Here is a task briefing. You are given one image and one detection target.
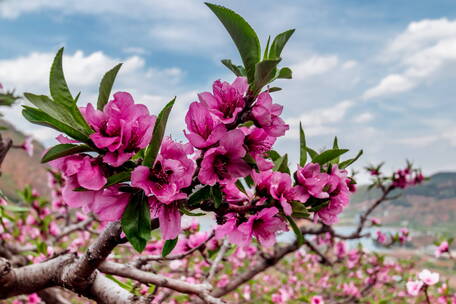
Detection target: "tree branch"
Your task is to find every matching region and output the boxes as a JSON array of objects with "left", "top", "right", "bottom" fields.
[
  {"left": 62, "top": 221, "right": 122, "bottom": 289},
  {"left": 99, "top": 261, "right": 225, "bottom": 304}
]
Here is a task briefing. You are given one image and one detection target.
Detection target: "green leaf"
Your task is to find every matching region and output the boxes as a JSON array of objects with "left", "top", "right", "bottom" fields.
[
  {"left": 49, "top": 47, "right": 73, "bottom": 104},
  {"left": 306, "top": 147, "right": 318, "bottom": 160},
  {"left": 245, "top": 175, "right": 254, "bottom": 188},
  {"left": 24, "top": 93, "right": 91, "bottom": 137},
  {"left": 339, "top": 150, "right": 363, "bottom": 169},
  {"left": 2, "top": 205, "right": 29, "bottom": 212},
  {"left": 211, "top": 184, "right": 223, "bottom": 208},
  {"left": 268, "top": 87, "right": 282, "bottom": 93},
  {"left": 162, "top": 237, "right": 178, "bottom": 257},
  {"left": 41, "top": 144, "right": 93, "bottom": 163},
  {"left": 290, "top": 201, "right": 309, "bottom": 219},
  {"left": 269, "top": 29, "right": 295, "bottom": 59},
  {"left": 221, "top": 59, "right": 245, "bottom": 77},
  {"left": 299, "top": 122, "right": 307, "bottom": 166},
  {"left": 104, "top": 171, "right": 132, "bottom": 188},
  {"left": 266, "top": 150, "right": 281, "bottom": 161},
  {"left": 36, "top": 241, "right": 48, "bottom": 255},
  {"left": 143, "top": 98, "right": 175, "bottom": 167},
  {"left": 243, "top": 153, "right": 258, "bottom": 171},
  {"left": 97, "top": 63, "right": 122, "bottom": 110},
  {"left": 106, "top": 274, "right": 134, "bottom": 292},
  {"left": 24, "top": 93, "right": 80, "bottom": 131},
  {"left": 286, "top": 215, "right": 304, "bottom": 246},
  {"left": 331, "top": 137, "right": 340, "bottom": 164},
  {"left": 277, "top": 67, "right": 292, "bottom": 79},
  {"left": 254, "top": 58, "right": 281, "bottom": 93},
  {"left": 312, "top": 149, "right": 349, "bottom": 165},
  {"left": 274, "top": 153, "right": 290, "bottom": 174},
  {"left": 74, "top": 92, "right": 81, "bottom": 103},
  {"left": 121, "top": 192, "right": 151, "bottom": 253},
  {"left": 206, "top": 3, "right": 261, "bottom": 82},
  {"left": 235, "top": 180, "right": 247, "bottom": 194},
  {"left": 332, "top": 137, "right": 339, "bottom": 149},
  {"left": 263, "top": 36, "right": 271, "bottom": 59},
  {"left": 22, "top": 106, "right": 89, "bottom": 143},
  {"left": 188, "top": 186, "right": 212, "bottom": 206},
  {"left": 179, "top": 207, "right": 205, "bottom": 217}
]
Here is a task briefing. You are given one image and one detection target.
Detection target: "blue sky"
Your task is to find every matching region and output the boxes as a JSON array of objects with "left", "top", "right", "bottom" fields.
[{"left": 1, "top": 0, "right": 456, "bottom": 182}]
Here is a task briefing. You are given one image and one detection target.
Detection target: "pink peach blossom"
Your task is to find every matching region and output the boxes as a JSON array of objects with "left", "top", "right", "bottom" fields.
[
  {"left": 81, "top": 92, "right": 156, "bottom": 167},
  {"left": 198, "top": 129, "right": 250, "bottom": 185},
  {"left": 198, "top": 77, "right": 248, "bottom": 124},
  {"left": 132, "top": 137, "right": 195, "bottom": 204},
  {"left": 237, "top": 207, "right": 287, "bottom": 247},
  {"left": 184, "top": 101, "right": 227, "bottom": 149},
  {"left": 406, "top": 280, "right": 424, "bottom": 296},
  {"left": 251, "top": 91, "right": 289, "bottom": 137},
  {"left": 419, "top": 269, "right": 439, "bottom": 286}
]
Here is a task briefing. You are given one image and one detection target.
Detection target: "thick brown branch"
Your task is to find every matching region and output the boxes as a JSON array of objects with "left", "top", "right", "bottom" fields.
[
  {"left": 62, "top": 221, "right": 122, "bottom": 289},
  {"left": 0, "top": 255, "right": 74, "bottom": 298}
]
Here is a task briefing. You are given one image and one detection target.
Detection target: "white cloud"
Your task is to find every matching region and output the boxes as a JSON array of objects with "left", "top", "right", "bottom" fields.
[
  {"left": 0, "top": 0, "right": 207, "bottom": 20},
  {"left": 363, "top": 74, "right": 414, "bottom": 99},
  {"left": 353, "top": 112, "right": 374, "bottom": 123},
  {"left": 364, "top": 18, "right": 456, "bottom": 99},
  {"left": 387, "top": 18, "right": 456, "bottom": 54},
  {"left": 290, "top": 55, "right": 339, "bottom": 80},
  {"left": 342, "top": 60, "right": 357, "bottom": 70},
  {"left": 0, "top": 0, "right": 223, "bottom": 52},
  {"left": 285, "top": 100, "right": 353, "bottom": 138},
  {"left": 0, "top": 50, "right": 191, "bottom": 145},
  {"left": 0, "top": 50, "right": 183, "bottom": 96},
  {"left": 395, "top": 136, "right": 437, "bottom": 147}
]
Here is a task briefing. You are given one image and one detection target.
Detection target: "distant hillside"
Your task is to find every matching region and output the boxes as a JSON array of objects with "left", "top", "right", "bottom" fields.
[
  {"left": 0, "top": 120, "right": 50, "bottom": 201},
  {"left": 343, "top": 172, "right": 456, "bottom": 233}
]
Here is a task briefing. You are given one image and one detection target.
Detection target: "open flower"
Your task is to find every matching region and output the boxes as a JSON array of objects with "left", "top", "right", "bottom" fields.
[
  {"left": 184, "top": 101, "right": 227, "bottom": 149},
  {"left": 435, "top": 241, "right": 449, "bottom": 258},
  {"left": 237, "top": 207, "right": 287, "bottom": 247},
  {"left": 132, "top": 138, "right": 195, "bottom": 204},
  {"left": 251, "top": 91, "right": 289, "bottom": 137},
  {"left": 311, "top": 295, "right": 324, "bottom": 304},
  {"left": 92, "top": 185, "right": 130, "bottom": 221},
  {"left": 149, "top": 197, "right": 181, "bottom": 240},
  {"left": 81, "top": 92, "right": 156, "bottom": 167},
  {"left": 269, "top": 172, "right": 297, "bottom": 215},
  {"left": 21, "top": 136, "right": 34, "bottom": 156},
  {"left": 242, "top": 127, "right": 275, "bottom": 171},
  {"left": 198, "top": 77, "right": 248, "bottom": 124},
  {"left": 406, "top": 280, "right": 423, "bottom": 296},
  {"left": 215, "top": 213, "right": 249, "bottom": 245},
  {"left": 315, "top": 165, "right": 351, "bottom": 225},
  {"left": 376, "top": 231, "right": 387, "bottom": 244},
  {"left": 198, "top": 129, "right": 251, "bottom": 185},
  {"left": 294, "top": 163, "right": 330, "bottom": 201},
  {"left": 50, "top": 154, "right": 106, "bottom": 212},
  {"left": 252, "top": 170, "right": 308, "bottom": 215},
  {"left": 418, "top": 269, "right": 439, "bottom": 286}
]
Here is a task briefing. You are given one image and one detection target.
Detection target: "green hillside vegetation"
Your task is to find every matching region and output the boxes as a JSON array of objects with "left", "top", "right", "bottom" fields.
[
  {"left": 0, "top": 119, "right": 50, "bottom": 201},
  {"left": 343, "top": 172, "right": 456, "bottom": 233}
]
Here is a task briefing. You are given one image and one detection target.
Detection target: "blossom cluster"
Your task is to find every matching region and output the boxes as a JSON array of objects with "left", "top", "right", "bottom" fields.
[
  {"left": 367, "top": 163, "right": 425, "bottom": 190},
  {"left": 48, "top": 92, "right": 157, "bottom": 223},
  {"left": 406, "top": 269, "right": 439, "bottom": 296},
  {"left": 44, "top": 75, "right": 358, "bottom": 247}
]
